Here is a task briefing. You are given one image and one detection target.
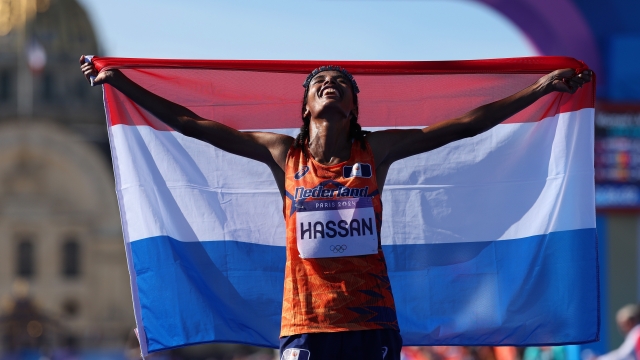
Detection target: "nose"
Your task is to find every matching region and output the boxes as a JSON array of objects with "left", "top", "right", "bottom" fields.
[{"left": 323, "top": 76, "right": 338, "bottom": 86}]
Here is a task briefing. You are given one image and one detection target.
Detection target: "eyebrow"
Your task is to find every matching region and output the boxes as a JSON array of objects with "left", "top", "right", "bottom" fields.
[{"left": 311, "top": 73, "right": 349, "bottom": 83}]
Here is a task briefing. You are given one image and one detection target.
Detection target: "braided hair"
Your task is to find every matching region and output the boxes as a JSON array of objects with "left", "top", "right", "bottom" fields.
[{"left": 295, "top": 66, "right": 370, "bottom": 151}]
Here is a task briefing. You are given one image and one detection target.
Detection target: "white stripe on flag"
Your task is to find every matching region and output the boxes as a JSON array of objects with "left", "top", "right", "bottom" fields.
[{"left": 111, "top": 108, "right": 594, "bottom": 245}]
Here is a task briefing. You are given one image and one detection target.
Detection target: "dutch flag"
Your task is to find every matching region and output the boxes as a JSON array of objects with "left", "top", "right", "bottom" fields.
[{"left": 95, "top": 56, "right": 598, "bottom": 356}]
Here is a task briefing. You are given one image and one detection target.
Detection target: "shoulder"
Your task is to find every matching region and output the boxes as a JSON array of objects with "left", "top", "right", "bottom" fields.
[{"left": 242, "top": 131, "right": 294, "bottom": 169}]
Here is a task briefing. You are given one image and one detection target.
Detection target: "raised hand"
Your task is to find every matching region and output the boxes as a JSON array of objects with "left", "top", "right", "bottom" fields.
[
  {"left": 79, "top": 55, "right": 112, "bottom": 85},
  {"left": 540, "top": 68, "right": 592, "bottom": 94}
]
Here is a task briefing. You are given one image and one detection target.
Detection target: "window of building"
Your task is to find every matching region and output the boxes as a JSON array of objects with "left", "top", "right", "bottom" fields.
[
  {"left": 17, "top": 238, "right": 35, "bottom": 278},
  {"left": 42, "top": 72, "right": 54, "bottom": 101},
  {"left": 62, "top": 239, "right": 80, "bottom": 277},
  {"left": 61, "top": 298, "right": 80, "bottom": 318},
  {"left": 0, "top": 70, "right": 10, "bottom": 101}
]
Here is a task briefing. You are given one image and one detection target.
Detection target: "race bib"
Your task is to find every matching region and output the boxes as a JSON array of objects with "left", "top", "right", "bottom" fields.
[{"left": 296, "top": 197, "right": 379, "bottom": 259}]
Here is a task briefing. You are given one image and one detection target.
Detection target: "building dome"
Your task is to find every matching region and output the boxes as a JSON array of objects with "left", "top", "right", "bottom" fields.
[
  {"left": 0, "top": 0, "right": 107, "bottom": 149},
  {"left": 32, "top": 0, "right": 99, "bottom": 57},
  {"left": 0, "top": 0, "right": 98, "bottom": 58}
]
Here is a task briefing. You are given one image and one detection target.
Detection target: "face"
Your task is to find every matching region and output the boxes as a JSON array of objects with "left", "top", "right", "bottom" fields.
[
  {"left": 304, "top": 70, "right": 357, "bottom": 121},
  {"left": 616, "top": 312, "right": 637, "bottom": 335}
]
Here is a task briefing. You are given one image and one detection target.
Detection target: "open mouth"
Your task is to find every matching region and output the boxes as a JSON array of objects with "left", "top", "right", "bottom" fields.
[{"left": 320, "top": 87, "right": 341, "bottom": 98}]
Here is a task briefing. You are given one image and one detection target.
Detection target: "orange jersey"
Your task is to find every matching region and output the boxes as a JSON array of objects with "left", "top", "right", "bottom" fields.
[{"left": 280, "top": 139, "right": 398, "bottom": 336}]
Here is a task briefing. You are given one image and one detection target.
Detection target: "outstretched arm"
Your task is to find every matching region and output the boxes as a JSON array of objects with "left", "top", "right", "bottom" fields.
[
  {"left": 80, "top": 56, "right": 293, "bottom": 195},
  {"left": 369, "top": 68, "right": 592, "bottom": 186}
]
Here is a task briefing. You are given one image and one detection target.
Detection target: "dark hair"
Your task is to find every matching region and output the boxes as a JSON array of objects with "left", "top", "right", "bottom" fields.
[{"left": 295, "top": 70, "right": 370, "bottom": 151}]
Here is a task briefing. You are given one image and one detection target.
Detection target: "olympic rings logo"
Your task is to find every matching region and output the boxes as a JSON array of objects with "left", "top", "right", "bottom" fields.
[{"left": 330, "top": 245, "right": 347, "bottom": 253}]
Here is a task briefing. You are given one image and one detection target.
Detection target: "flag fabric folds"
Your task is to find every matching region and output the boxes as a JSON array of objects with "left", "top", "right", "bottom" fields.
[{"left": 95, "top": 56, "right": 598, "bottom": 355}]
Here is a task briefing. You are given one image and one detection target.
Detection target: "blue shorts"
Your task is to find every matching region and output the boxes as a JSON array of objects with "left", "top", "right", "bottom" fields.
[{"left": 279, "top": 329, "right": 402, "bottom": 360}]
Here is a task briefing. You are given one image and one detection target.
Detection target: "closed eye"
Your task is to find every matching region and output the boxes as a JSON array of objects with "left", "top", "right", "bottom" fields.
[{"left": 312, "top": 76, "right": 326, "bottom": 84}]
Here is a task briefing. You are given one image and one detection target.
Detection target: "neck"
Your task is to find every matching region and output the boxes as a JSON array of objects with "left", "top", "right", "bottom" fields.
[{"left": 307, "top": 116, "right": 351, "bottom": 165}]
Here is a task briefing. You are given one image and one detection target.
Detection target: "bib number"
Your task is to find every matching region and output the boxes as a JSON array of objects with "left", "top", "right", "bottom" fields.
[{"left": 296, "top": 197, "right": 378, "bottom": 259}]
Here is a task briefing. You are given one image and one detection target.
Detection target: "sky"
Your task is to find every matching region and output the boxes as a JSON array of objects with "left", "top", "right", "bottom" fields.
[{"left": 75, "top": 0, "right": 537, "bottom": 61}]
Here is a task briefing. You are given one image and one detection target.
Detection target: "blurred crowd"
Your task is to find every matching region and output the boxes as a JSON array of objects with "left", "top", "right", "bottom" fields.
[
  {"left": 134, "top": 344, "right": 578, "bottom": 360},
  {"left": 400, "top": 346, "right": 576, "bottom": 360},
  {"left": 2, "top": 302, "right": 640, "bottom": 360}
]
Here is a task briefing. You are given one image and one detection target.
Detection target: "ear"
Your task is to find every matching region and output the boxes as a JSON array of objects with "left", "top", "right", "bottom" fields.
[
  {"left": 303, "top": 108, "right": 310, "bottom": 118},
  {"left": 350, "top": 108, "right": 359, "bottom": 120}
]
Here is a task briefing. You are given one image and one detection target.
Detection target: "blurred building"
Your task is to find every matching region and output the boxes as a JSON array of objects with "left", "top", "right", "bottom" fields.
[{"left": 0, "top": 0, "right": 133, "bottom": 354}]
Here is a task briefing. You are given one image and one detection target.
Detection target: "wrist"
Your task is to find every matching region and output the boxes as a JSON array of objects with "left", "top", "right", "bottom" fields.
[
  {"left": 103, "top": 69, "right": 122, "bottom": 85},
  {"left": 533, "top": 76, "right": 554, "bottom": 97}
]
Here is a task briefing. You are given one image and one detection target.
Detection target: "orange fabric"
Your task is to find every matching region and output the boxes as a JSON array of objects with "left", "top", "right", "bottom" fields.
[
  {"left": 493, "top": 347, "right": 518, "bottom": 360},
  {"left": 280, "top": 140, "right": 398, "bottom": 336}
]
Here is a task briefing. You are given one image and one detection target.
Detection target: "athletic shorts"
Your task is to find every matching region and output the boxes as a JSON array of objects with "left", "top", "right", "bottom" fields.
[{"left": 279, "top": 329, "right": 402, "bottom": 360}]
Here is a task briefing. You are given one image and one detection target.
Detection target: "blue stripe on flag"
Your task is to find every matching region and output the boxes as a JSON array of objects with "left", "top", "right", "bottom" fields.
[
  {"left": 130, "top": 239, "right": 285, "bottom": 351},
  {"left": 386, "top": 228, "right": 599, "bottom": 346},
  {"left": 130, "top": 228, "right": 598, "bottom": 352}
]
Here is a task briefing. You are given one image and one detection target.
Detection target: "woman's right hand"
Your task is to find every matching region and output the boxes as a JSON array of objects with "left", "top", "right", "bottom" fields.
[{"left": 79, "top": 55, "right": 113, "bottom": 85}]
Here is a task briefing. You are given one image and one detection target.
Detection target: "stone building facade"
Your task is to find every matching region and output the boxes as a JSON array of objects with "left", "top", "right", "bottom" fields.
[{"left": 0, "top": 0, "right": 134, "bottom": 352}]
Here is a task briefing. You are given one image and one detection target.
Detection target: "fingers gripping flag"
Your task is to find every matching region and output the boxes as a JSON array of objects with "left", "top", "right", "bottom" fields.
[{"left": 95, "top": 57, "right": 598, "bottom": 355}]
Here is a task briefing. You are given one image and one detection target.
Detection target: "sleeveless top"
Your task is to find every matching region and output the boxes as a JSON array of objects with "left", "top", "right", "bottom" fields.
[{"left": 280, "top": 139, "right": 398, "bottom": 336}]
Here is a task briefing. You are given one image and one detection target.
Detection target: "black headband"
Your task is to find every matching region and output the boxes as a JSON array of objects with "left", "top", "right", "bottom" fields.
[{"left": 302, "top": 65, "right": 360, "bottom": 94}]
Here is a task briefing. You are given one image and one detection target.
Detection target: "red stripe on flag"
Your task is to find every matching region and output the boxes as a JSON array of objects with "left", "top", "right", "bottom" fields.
[{"left": 104, "top": 66, "right": 593, "bottom": 131}]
